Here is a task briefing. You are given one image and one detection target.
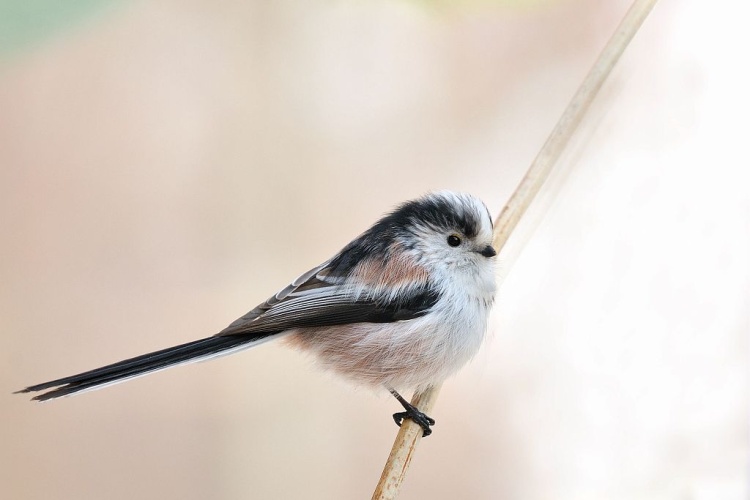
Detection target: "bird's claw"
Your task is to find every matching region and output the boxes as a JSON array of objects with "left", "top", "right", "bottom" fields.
[{"left": 392, "top": 409, "right": 436, "bottom": 437}]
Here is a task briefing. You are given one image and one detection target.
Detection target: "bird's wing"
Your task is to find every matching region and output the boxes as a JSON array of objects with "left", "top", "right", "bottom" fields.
[{"left": 217, "top": 259, "right": 438, "bottom": 336}]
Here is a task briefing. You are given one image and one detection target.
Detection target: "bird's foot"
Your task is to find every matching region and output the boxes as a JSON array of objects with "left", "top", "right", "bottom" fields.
[
  {"left": 392, "top": 407, "right": 436, "bottom": 437},
  {"left": 388, "top": 387, "right": 436, "bottom": 437}
]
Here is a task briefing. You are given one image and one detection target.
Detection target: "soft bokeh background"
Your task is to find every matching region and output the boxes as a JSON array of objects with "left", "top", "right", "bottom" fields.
[{"left": 2, "top": 0, "right": 747, "bottom": 499}]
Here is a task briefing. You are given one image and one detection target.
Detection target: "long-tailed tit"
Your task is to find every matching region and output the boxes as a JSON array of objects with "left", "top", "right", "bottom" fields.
[{"left": 18, "top": 191, "right": 497, "bottom": 436}]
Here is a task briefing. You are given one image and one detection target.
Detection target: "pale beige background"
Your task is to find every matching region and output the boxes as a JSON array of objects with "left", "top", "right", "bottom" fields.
[{"left": 2, "top": 1, "right": 747, "bottom": 499}]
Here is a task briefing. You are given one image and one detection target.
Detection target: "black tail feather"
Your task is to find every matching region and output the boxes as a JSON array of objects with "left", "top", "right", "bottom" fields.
[{"left": 17, "top": 333, "right": 274, "bottom": 402}]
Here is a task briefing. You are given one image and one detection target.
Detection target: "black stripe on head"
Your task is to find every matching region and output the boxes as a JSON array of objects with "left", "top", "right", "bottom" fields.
[
  {"left": 327, "top": 193, "right": 483, "bottom": 277},
  {"left": 384, "top": 193, "right": 481, "bottom": 239}
]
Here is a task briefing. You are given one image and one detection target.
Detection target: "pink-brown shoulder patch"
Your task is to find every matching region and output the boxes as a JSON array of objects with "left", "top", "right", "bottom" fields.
[{"left": 352, "top": 243, "right": 429, "bottom": 289}]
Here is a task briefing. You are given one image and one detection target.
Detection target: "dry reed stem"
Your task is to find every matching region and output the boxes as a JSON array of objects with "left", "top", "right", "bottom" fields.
[{"left": 371, "top": 0, "right": 659, "bottom": 498}]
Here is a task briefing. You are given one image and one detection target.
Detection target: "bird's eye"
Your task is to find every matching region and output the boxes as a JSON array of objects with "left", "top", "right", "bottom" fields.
[{"left": 447, "top": 234, "right": 462, "bottom": 247}]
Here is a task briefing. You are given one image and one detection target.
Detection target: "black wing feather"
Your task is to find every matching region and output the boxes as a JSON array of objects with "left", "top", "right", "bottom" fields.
[{"left": 218, "top": 259, "right": 439, "bottom": 336}]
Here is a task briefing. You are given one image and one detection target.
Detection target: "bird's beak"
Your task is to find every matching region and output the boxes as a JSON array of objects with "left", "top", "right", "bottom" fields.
[{"left": 477, "top": 245, "right": 497, "bottom": 258}]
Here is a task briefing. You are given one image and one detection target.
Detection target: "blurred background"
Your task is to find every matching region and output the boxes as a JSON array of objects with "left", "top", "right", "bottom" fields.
[{"left": 2, "top": 0, "right": 747, "bottom": 498}]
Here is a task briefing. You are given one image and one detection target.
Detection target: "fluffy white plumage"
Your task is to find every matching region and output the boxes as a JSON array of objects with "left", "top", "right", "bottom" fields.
[{"left": 287, "top": 191, "right": 497, "bottom": 390}]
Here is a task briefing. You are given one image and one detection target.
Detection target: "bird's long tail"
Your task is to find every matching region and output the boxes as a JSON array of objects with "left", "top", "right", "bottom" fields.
[{"left": 16, "top": 332, "right": 276, "bottom": 402}]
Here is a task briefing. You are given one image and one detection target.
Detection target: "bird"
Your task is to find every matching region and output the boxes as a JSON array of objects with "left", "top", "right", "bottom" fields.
[{"left": 17, "top": 191, "right": 497, "bottom": 436}]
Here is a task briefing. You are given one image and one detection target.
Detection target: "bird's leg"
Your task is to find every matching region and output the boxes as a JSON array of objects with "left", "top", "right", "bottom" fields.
[{"left": 388, "top": 388, "right": 435, "bottom": 437}]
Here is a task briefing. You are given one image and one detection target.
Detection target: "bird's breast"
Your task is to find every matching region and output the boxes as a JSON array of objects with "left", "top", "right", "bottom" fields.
[{"left": 285, "top": 290, "right": 491, "bottom": 391}]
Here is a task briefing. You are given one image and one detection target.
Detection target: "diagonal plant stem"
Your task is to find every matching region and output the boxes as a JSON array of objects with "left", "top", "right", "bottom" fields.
[{"left": 371, "top": 0, "right": 659, "bottom": 498}]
